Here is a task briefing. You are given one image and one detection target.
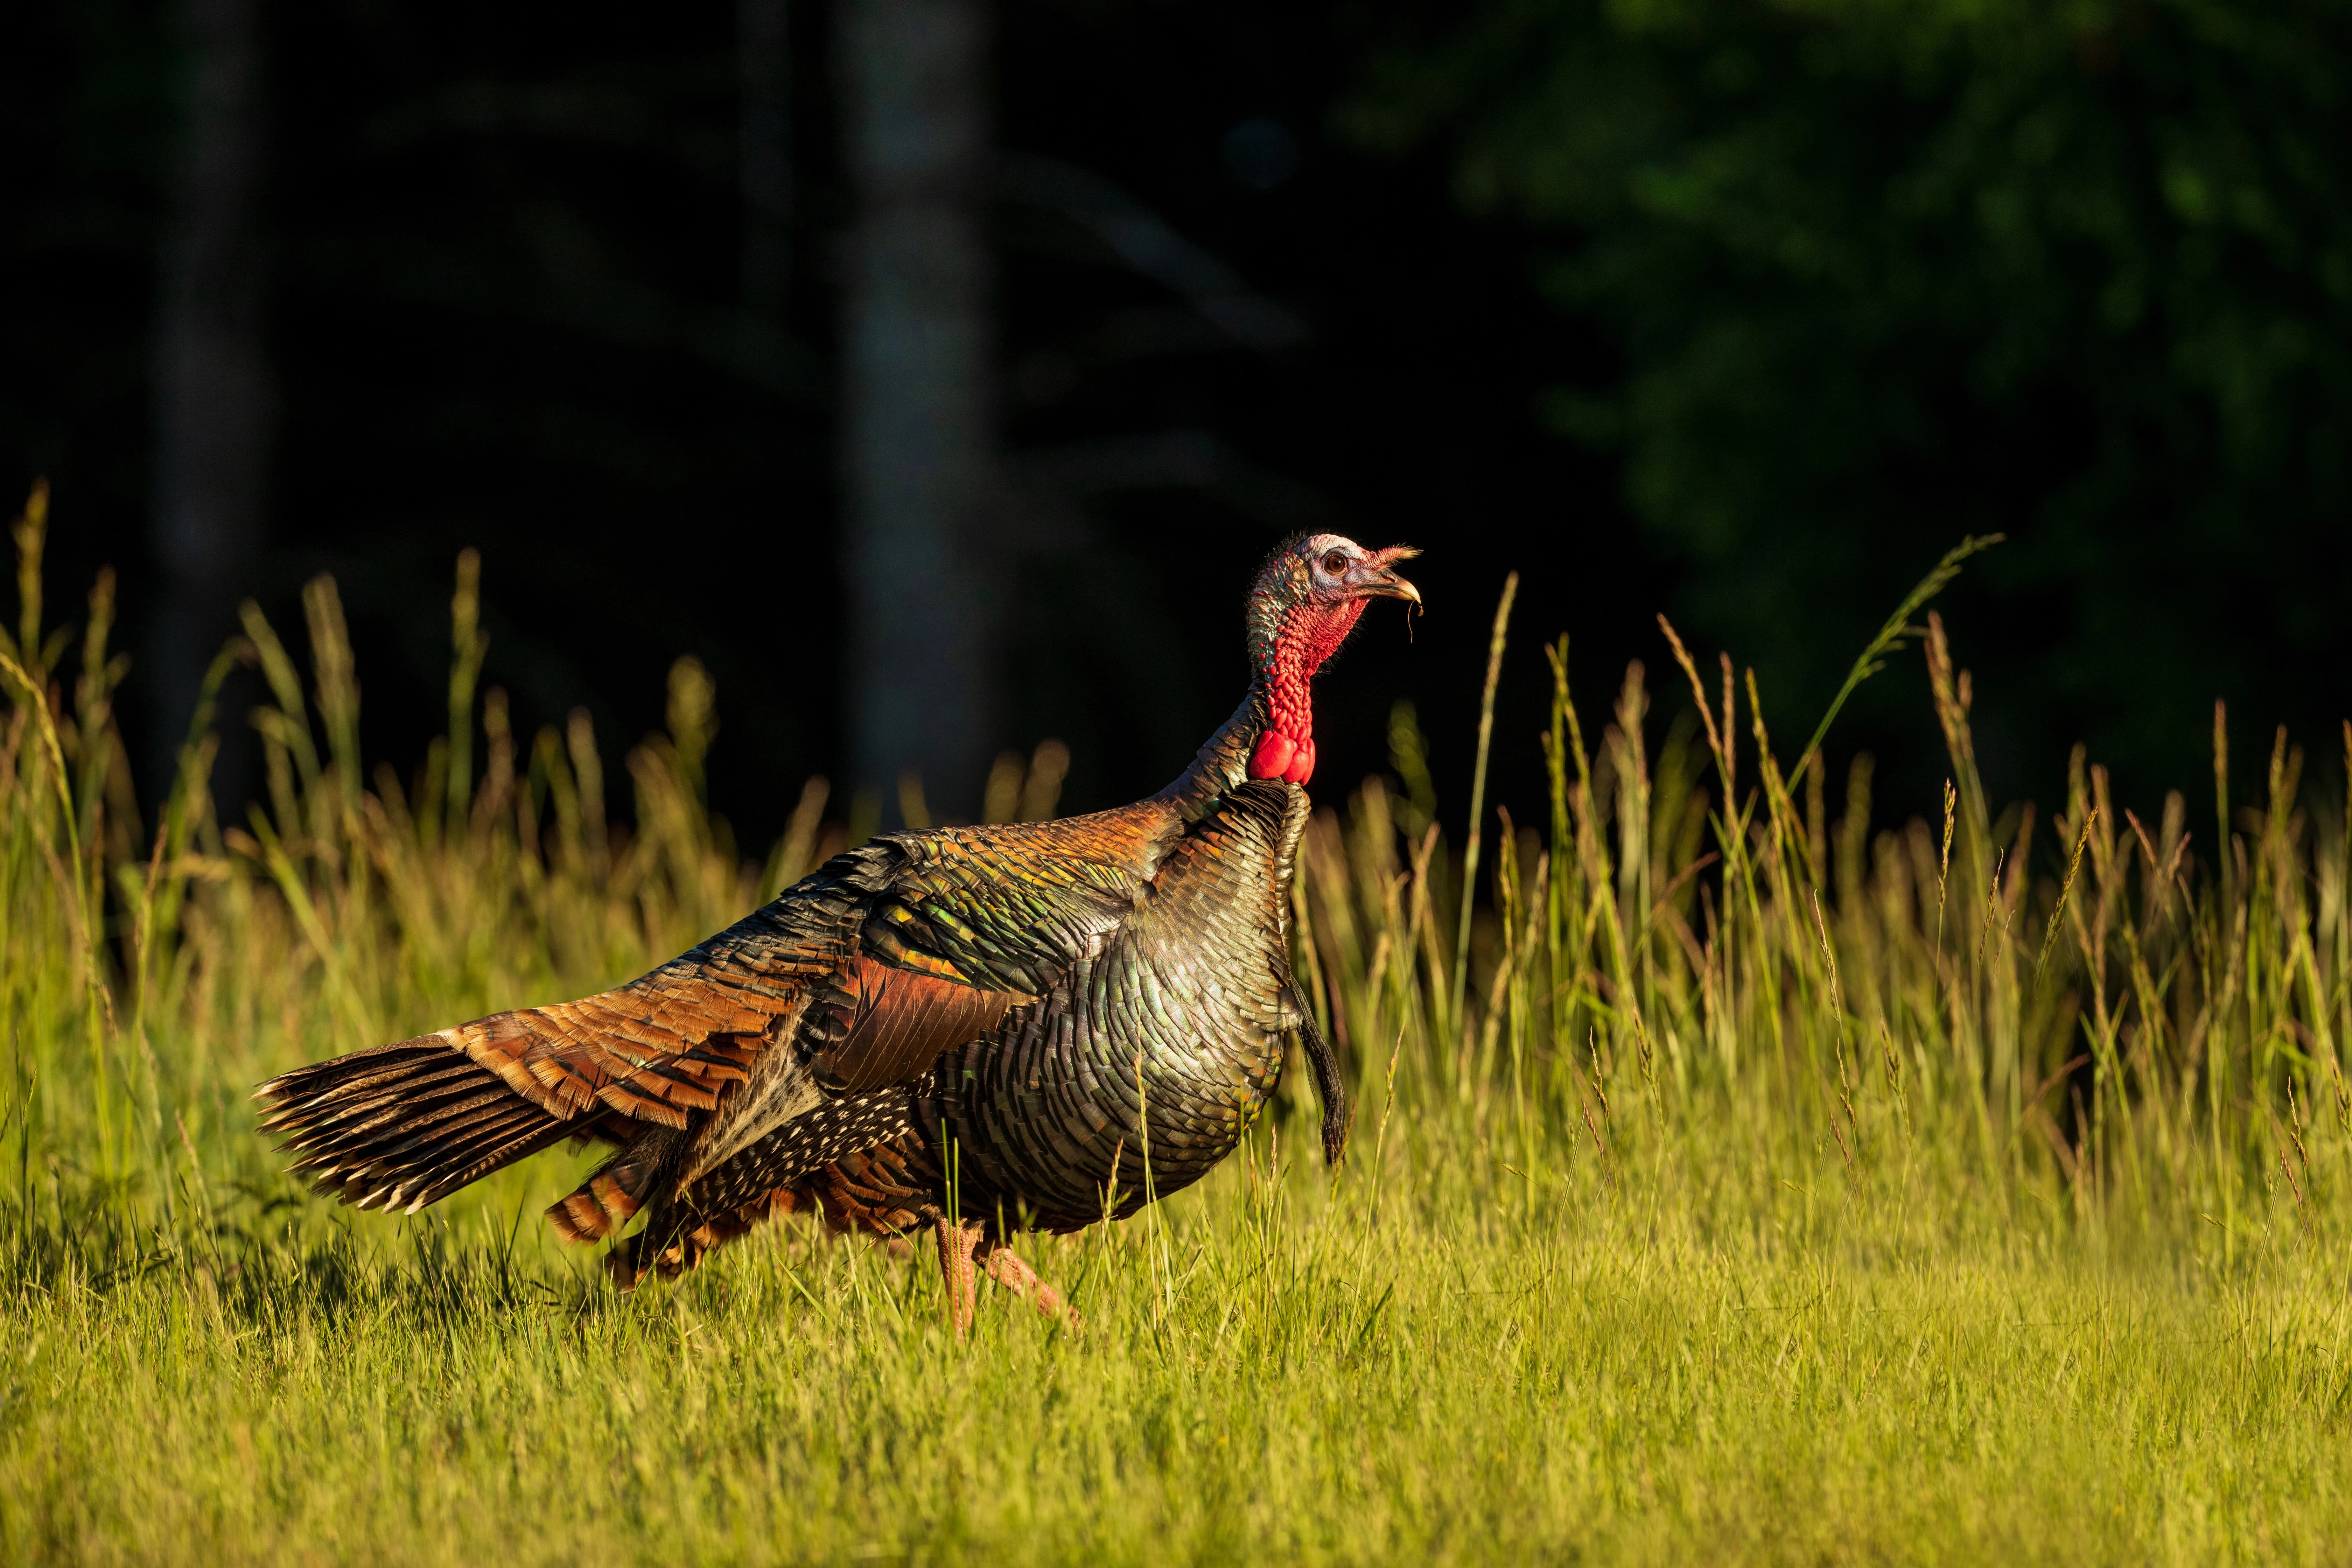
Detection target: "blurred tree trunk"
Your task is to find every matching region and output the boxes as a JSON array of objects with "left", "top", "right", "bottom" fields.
[
  {"left": 149, "top": 0, "right": 271, "bottom": 793},
  {"left": 837, "top": 0, "right": 999, "bottom": 825},
  {"left": 740, "top": 0, "right": 792, "bottom": 318}
]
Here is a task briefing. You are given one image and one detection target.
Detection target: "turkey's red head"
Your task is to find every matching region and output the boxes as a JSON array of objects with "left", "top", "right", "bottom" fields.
[{"left": 1243, "top": 533, "right": 1421, "bottom": 786}]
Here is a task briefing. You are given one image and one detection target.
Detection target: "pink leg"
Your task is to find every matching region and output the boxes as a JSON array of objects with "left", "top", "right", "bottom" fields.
[
  {"left": 934, "top": 1217, "right": 980, "bottom": 1336},
  {"left": 976, "top": 1238, "right": 1079, "bottom": 1329}
]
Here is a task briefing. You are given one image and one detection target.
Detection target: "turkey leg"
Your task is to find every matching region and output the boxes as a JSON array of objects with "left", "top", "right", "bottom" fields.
[
  {"left": 933, "top": 1218, "right": 1076, "bottom": 1335},
  {"left": 977, "top": 1239, "right": 1076, "bottom": 1328},
  {"left": 934, "top": 1216, "right": 981, "bottom": 1336}
]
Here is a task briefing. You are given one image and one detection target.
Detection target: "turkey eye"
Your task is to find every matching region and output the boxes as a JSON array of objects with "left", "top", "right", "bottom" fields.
[{"left": 1322, "top": 550, "right": 1348, "bottom": 575}]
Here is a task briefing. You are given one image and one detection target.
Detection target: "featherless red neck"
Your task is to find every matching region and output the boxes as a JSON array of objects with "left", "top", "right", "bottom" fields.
[
  {"left": 1239, "top": 534, "right": 1420, "bottom": 788},
  {"left": 1249, "top": 599, "right": 1367, "bottom": 784}
]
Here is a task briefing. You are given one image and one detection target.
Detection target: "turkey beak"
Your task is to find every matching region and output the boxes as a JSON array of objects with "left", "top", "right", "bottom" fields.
[{"left": 1351, "top": 547, "right": 1422, "bottom": 607}]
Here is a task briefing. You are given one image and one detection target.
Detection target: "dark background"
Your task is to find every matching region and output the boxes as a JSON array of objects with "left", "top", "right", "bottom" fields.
[{"left": 8, "top": 0, "right": 2350, "bottom": 850}]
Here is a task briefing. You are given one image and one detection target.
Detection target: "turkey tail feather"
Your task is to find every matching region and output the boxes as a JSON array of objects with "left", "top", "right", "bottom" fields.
[
  {"left": 256, "top": 1034, "right": 576, "bottom": 1213},
  {"left": 1285, "top": 978, "right": 1350, "bottom": 1166}
]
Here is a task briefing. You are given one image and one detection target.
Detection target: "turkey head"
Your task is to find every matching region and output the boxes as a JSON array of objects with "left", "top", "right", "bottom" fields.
[{"left": 1244, "top": 533, "right": 1420, "bottom": 786}]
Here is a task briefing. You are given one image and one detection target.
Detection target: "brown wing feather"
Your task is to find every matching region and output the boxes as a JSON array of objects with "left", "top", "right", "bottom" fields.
[
  {"left": 456, "top": 995, "right": 774, "bottom": 1129},
  {"left": 809, "top": 953, "right": 1027, "bottom": 1093},
  {"left": 259, "top": 853, "right": 884, "bottom": 1209},
  {"left": 453, "top": 871, "right": 874, "bottom": 1127}
]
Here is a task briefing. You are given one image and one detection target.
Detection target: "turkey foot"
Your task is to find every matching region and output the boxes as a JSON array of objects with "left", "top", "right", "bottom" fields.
[
  {"left": 979, "top": 1240, "right": 1078, "bottom": 1329},
  {"left": 933, "top": 1218, "right": 1076, "bottom": 1336}
]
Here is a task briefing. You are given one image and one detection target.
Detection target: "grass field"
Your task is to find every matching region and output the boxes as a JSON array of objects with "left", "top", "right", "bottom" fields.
[{"left": 5, "top": 495, "right": 2352, "bottom": 1564}]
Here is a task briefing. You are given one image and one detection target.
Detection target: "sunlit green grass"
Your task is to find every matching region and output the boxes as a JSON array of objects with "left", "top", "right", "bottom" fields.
[
  {"left": 4, "top": 503, "right": 2349, "bottom": 1563},
  {"left": 9, "top": 1129, "right": 2349, "bottom": 1564}
]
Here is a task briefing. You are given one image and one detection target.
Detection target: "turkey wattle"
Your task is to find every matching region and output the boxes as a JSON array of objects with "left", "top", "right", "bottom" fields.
[{"left": 255, "top": 533, "right": 1421, "bottom": 1330}]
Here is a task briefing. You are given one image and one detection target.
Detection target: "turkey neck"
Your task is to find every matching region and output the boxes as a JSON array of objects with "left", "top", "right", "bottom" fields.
[
  {"left": 1157, "top": 598, "right": 1365, "bottom": 820},
  {"left": 1155, "top": 684, "right": 1272, "bottom": 822},
  {"left": 1257, "top": 597, "right": 1364, "bottom": 755}
]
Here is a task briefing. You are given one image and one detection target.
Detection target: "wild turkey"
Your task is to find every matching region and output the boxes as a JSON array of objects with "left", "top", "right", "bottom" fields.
[{"left": 257, "top": 533, "right": 1420, "bottom": 1329}]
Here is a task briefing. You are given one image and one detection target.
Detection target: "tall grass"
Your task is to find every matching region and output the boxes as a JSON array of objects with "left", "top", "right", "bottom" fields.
[
  {"left": 1306, "top": 546, "right": 2352, "bottom": 1257},
  {"left": 5, "top": 488, "right": 2351, "bottom": 1563}
]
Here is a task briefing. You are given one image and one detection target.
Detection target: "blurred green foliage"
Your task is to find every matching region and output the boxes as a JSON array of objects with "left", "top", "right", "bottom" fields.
[{"left": 1347, "top": 0, "right": 2352, "bottom": 798}]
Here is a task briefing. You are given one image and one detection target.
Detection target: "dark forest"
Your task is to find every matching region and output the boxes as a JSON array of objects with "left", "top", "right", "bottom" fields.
[{"left": 8, "top": 0, "right": 2350, "bottom": 846}]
